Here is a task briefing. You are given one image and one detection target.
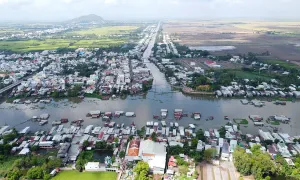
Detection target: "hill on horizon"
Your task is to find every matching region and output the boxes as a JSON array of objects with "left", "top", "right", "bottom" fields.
[{"left": 66, "top": 14, "right": 105, "bottom": 24}]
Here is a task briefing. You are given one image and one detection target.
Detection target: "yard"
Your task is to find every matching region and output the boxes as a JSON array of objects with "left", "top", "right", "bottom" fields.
[{"left": 52, "top": 171, "right": 117, "bottom": 180}]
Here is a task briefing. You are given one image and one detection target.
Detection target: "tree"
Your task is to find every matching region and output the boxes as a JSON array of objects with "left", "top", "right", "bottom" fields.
[
  {"left": 95, "top": 141, "right": 107, "bottom": 150},
  {"left": 137, "top": 127, "right": 146, "bottom": 138},
  {"left": 218, "top": 126, "right": 226, "bottom": 138},
  {"left": 204, "top": 148, "right": 216, "bottom": 162},
  {"left": 82, "top": 140, "right": 89, "bottom": 149},
  {"left": 119, "top": 151, "right": 125, "bottom": 158},
  {"left": 75, "top": 159, "right": 85, "bottom": 172},
  {"left": 151, "top": 132, "right": 157, "bottom": 142},
  {"left": 179, "top": 165, "right": 189, "bottom": 176},
  {"left": 6, "top": 169, "right": 21, "bottom": 180},
  {"left": 191, "top": 138, "right": 198, "bottom": 150},
  {"left": 30, "top": 145, "right": 40, "bottom": 152},
  {"left": 26, "top": 166, "right": 45, "bottom": 179},
  {"left": 43, "top": 158, "right": 62, "bottom": 171},
  {"left": 168, "top": 145, "right": 184, "bottom": 155},
  {"left": 196, "top": 129, "right": 206, "bottom": 142},
  {"left": 134, "top": 161, "right": 149, "bottom": 180}
]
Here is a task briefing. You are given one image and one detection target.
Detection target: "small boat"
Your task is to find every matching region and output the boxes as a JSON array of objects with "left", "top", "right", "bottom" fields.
[
  {"left": 209, "top": 116, "right": 214, "bottom": 120},
  {"left": 86, "top": 113, "right": 91, "bottom": 117},
  {"left": 131, "top": 122, "right": 135, "bottom": 126},
  {"left": 153, "top": 115, "right": 159, "bottom": 119},
  {"left": 60, "top": 118, "right": 68, "bottom": 123},
  {"left": 224, "top": 116, "right": 229, "bottom": 120},
  {"left": 39, "top": 120, "right": 48, "bottom": 126}
]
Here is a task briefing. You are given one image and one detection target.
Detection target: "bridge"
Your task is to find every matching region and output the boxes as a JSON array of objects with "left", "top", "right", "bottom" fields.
[{"left": 0, "top": 80, "right": 22, "bottom": 95}]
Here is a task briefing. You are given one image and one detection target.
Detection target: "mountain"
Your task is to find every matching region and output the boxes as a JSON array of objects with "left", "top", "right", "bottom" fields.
[{"left": 66, "top": 14, "right": 105, "bottom": 24}]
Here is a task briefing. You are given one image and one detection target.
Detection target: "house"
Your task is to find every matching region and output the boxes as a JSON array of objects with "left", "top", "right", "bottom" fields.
[
  {"left": 204, "top": 60, "right": 221, "bottom": 68},
  {"left": 138, "top": 139, "right": 167, "bottom": 174},
  {"left": 221, "top": 142, "right": 230, "bottom": 161},
  {"left": 230, "top": 140, "right": 237, "bottom": 153},
  {"left": 126, "top": 138, "right": 140, "bottom": 160},
  {"left": 85, "top": 162, "right": 100, "bottom": 171},
  {"left": 196, "top": 140, "right": 204, "bottom": 151}
]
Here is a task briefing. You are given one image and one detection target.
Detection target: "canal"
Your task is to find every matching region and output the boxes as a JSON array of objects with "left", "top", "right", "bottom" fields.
[{"left": 0, "top": 23, "right": 299, "bottom": 136}]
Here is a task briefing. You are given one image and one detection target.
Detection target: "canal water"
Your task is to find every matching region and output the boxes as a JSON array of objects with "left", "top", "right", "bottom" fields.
[{"left": 0, "top": 25, "right": 300, "bottom": 136}]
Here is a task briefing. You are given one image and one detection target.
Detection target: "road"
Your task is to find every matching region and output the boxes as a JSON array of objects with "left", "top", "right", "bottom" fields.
[
  {"left": 0, "top": 80, "right": 22, "bottom": 95},
  {"left": 142, "top": 22, "right": 160, "bottom": 61}
]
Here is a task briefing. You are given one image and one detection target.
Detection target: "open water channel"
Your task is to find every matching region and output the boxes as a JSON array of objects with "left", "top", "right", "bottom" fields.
[{"left": 0, "top": 24, "right": 299, "bottom": 136}]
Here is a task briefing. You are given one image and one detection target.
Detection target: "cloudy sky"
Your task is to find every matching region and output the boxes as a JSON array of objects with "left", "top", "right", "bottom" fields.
[{"left": 0, "top": 0, "right": 299, "bottom": 22}]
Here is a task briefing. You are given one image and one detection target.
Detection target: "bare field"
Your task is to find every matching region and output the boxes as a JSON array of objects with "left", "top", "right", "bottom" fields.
[
  {"left": 164, "top": 21, "right": 300, "bottom": 62},
  {"left": 173, "top": 58, "right": 244, "bottom": 71}
]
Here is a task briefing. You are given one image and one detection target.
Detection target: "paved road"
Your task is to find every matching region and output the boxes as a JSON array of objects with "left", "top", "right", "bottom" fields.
[
  {"left": 0, "top": 80, "right": 21, "bottom": 94},
  {"left": 206, "top": 163, "right": 214, "bottom": 180},
  {"left": 142, "top": 22, "right": 160, "bottom": 61}
]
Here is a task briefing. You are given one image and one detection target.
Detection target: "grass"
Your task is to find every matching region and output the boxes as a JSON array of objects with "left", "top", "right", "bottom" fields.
[
  {"left": 0, "top": 38, "right": 128, "bottom": 52},
  {"left": 233, "top": 119, "right": 249, "bottom": 125},
  {"left": 228, "top": 70, "right": 273, "bottom": 80},
  {"left": 271, "top": 121, "right": 280, "bottom": 125},
  {"left": 0, "top": 156, "right": 23, "bottom": 176},
  {"left": 70, "top": 26, "right": 139, "bottom": 36},
  {"left": 264, "top": 59, "right": 298, "bottom": 70},
  {"left": 52, "top": 171, "right": 117, "bottom": 180}
]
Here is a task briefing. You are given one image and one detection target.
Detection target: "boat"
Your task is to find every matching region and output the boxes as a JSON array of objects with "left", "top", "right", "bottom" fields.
[
  {"left": 224, "top": 116, "right": 229, "bottom": 120},
  {"left": 60, "top": 118, "right": 68, "bottom": 123},
  {"left": 125, "top": 112, "right": 136, "bottom": 117},
  {"left": 52, "top": 120, "right": 61, "bottom": 126},
  {"left": 109, "top": 122, "right": 116, "bottom": 128},
  {"left": 193, "top": 113, "right": 201, "bottom": 120},
  {"left": 102, "top": 116, "right": 110, "bottom": 121},
  {"left": 161, "top": 109, "right": 168, "bottom": 118},
  {"left": 209, "top": 116, "right": 214, "bottom": 120},
  {"left": 39, "top": 120, "right": 48, "bottom": 126},
  {"left": 153, "top": 115, "right": 159, "bottom": 119}
]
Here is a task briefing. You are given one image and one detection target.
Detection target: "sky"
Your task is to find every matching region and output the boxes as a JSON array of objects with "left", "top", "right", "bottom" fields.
[{"left": 0, "top": 0, "right": 299, "bottom": 22}]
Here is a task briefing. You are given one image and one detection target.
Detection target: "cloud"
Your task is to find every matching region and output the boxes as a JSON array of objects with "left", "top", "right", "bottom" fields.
[{"left": 0, "top": 0, "right": 299, "bottom": 21}]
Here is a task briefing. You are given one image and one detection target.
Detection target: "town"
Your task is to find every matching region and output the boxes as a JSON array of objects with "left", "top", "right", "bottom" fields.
[
  {"left": 0, "top": 4, "right": 300, "bottom": 180},
  {"left": 0, "top": 108, "right": 299, "bottom": 180}
]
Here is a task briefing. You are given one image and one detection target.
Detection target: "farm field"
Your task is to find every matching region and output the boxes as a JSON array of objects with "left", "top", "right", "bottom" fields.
[
  {"left": 163, "top": 21, "right": 300, "bottom": 63},
  {"left": 0, "top": 38, "right": 128, "bottom": 52},
  {"left": 70, "top": 26, "right": 139, "bottom": 36},
  {"left": 0, "top": 25, "right": 140, "bottom": 52},
  {"left": 52, "top": 171, "right": 117, "bottom": 180}
]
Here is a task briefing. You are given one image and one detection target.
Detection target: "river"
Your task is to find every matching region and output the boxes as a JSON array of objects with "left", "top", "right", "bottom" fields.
[{"left": 0, "top": 23, "right": 300, "bottom": 136}]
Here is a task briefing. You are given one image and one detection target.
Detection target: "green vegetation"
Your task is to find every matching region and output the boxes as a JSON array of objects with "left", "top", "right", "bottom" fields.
[
  {"left": 70, "top": 26, "right": 139, "bottom": 36},
  {"left": 233, "top": 119, "right": 249, "bottom": 125},
  {"left": 52, "top": 171, "right": 117, "bottom": 180},
  {"left": 265, "top": 59, "right": 298, "bottom": 70},
  {"left": 134, "top": 161, "right": 150, "bottom": 180},
  {"left": 0, "top": 38, "right": 128, "bottom": 52},
  {"left": 233, "top": 145, "right": 276, "bottom": 179},
  {"left": 271, "top": 121, "right": 280, "bottom": 125},
  {"left": 235, "top": 145, "right": 300, "bottom": 179},
  {"left": 84, "top": 93, "right": 102, "bottom": 99},
  {"left": 167, "top": 129, "right": 206, "bottom": 162},
  {"left": 0, "top": 26, "right": 140, "bottom": 52},
  {"left": 203, "top": 148, "right": 217, "bottom": 162},
  {"left": 75, "top": 151, "right": 94, "bottom": 171}
]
